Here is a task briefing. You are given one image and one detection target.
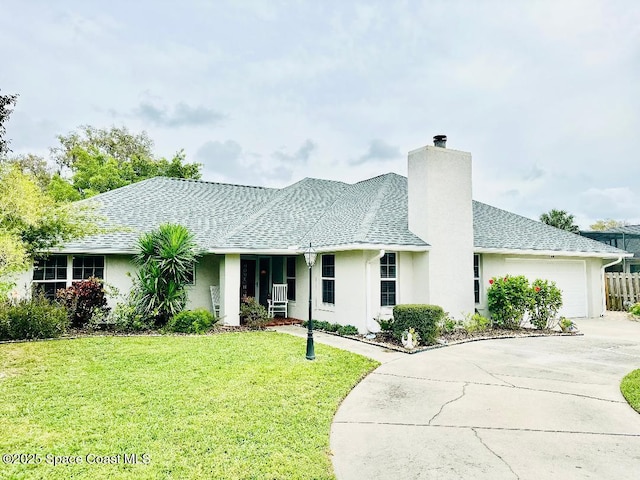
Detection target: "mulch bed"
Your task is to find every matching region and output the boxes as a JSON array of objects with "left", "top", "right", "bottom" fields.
[{"left": 298, "top": 325, "right": 581, "bottom": 354}]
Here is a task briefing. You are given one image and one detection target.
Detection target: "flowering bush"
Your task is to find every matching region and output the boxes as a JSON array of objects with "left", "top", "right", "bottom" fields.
[
  {"left": 487, "top": 275, "right": 531, "bottom": 329},
  {"left": 529, "top": 279, "right": 563, "bottom": 329},
  {"left": 56, "top": 276, "right": 108, "bottom": 328}
]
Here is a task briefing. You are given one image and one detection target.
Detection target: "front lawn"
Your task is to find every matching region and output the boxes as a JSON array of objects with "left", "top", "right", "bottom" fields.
[
  {"left": 0, "top": 332, "right": 378, "bottom": 479},
  {"left": 621, "top": 369, "right": 640, "bottom": 414}
]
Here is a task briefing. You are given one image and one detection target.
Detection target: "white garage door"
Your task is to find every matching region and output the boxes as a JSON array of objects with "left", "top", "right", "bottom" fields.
[{"left": 503, "top": 258, "right": 588, "bottom": 318}]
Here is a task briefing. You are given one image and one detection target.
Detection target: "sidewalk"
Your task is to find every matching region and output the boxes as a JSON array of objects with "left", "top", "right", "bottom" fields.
[{"left": 271, "top": 325, "right": 405, "bottom": 364}]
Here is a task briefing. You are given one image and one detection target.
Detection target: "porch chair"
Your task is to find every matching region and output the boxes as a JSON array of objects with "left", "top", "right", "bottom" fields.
[
  {"left": 267, "top": 284, "right": 288, "bottom": 318},
  {"left": 210, "top": 285, "right": 221, "bottom": 319}
]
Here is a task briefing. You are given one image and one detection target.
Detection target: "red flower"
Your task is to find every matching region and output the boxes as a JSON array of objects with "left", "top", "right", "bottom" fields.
[
  {"left": 489, "top": 279, "right": 494, "bottom": 285},
  {"left": 535, "top": 286, "right": 541, "bottom": 292}
]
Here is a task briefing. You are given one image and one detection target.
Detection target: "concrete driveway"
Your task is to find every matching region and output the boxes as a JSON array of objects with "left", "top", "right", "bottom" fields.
[{"left": 330, "top": 315, "right": 640, "bottom": 479}]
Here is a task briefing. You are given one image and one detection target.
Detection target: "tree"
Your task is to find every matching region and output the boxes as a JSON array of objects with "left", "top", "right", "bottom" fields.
[
  {"left": 0, "top": 164, "right": 98, "bottom": 295},
  {"left": 50, "top": 125, "right": 202, "bottom": 200},
  {"left": 590, "top": 219, "right": 627, "bottom": 231},
  {"left": 132, "top": 224, "right": 201, "bottom": 326},
  {"left": 1, "top": 153, "right": 52, "bottom": 190},
  {"left": 539, "top": 209, "right": 579, "bottom": 233},
  {"left": 0, "top": 91, "right": 18, "bottom": 157}
]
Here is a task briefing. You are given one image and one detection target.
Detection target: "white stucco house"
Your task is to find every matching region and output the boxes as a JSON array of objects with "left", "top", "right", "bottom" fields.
[{"left": 15, "top": 137, "right": 630, "bottom": 332}]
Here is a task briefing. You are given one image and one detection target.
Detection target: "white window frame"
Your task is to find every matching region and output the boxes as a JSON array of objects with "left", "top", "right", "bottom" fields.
[
  {"left": 72, "top": 255, "right": 105, "bottom": 281},
  {"left": 474, "top": 254, "right": 481, "bottom": 304},
  {"left": 380, "top": 252, "right": 397, "bottom": 307},
  {"left": 321, "top": 254, "right": 335, "bottom": 306}
]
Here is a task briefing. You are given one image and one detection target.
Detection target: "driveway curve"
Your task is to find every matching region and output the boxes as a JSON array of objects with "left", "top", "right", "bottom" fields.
[{"left": 331, "top": 316, "right": 640, "bottom": 480}]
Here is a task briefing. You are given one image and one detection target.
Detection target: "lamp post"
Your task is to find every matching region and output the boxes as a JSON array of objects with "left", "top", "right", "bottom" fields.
[{"left": 304, "top": 243, "right": 317, "bottom": 360}]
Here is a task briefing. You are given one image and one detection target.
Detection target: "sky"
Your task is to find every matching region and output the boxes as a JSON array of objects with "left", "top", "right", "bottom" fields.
[{"left": 1, "top": 0, "right": 639, "bottom": 229}]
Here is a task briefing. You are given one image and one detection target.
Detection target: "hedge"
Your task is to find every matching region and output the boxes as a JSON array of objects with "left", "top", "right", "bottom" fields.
[{"left": 392, "top": 304, "right": 444, "bottom": 345}]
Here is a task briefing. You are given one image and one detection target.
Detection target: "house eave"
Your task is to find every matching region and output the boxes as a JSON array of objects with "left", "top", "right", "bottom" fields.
[
  {"left": 474, "top": 247, "right": 632, "bottom": 259},
  {"left": 210, "top": 243, "right": 430, "bottom": 255}
]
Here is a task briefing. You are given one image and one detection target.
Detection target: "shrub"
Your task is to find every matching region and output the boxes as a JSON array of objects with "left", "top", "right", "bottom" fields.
[
  {"left": 392, "top": 304, "right": 443, "bottom": 345},
  {"left": 132, "top": 223, "right": 201, "bottom": 327},
  {"left": 326, "top": 323, "right": 340, "bottom": 332},
  {"left": 107, "top": 298, "right": 155, "bottom": 332},
  {"left": 465, "top": 313, "right": 491, "bottom": 333},
  {"left": 0, "top": 294, "right": 68, "bottom": 340},
  {"left": 629, "top": 303, "right": 640, "bottom": 317},
  {"left": 240, "top": 297, "right": 269, "bottom": 329},
  {"left": 529, "top": 279, "right": 563, "bottom": 329},
  {"left": 165, "top": 308, "right": 216, "bottom": 334},
  {"left": 377, "top": 317, "right": 393, "bottom": 332},
  {"left": 0, "top": 303, "right": 8, "bottom": 339},
  {"left": 337, "top": 325, "right": 358, "bottom": 336},
  {"left": 487, "top": 275, "right": 531, "bottom": 329},
  {"left": 439, "top": 316, "right": 462, "bottom": 335},
  {"left": 56, "top": 276, "right": 108, "bottom": 327}
]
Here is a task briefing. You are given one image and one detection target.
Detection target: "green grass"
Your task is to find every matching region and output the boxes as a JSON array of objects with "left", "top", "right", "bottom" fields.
[
  {"left": 0, "top": 332, "right": 379, "bottom": 479},
  {"left": 621, "top": 369, "right": 640, "bottom": 414}
]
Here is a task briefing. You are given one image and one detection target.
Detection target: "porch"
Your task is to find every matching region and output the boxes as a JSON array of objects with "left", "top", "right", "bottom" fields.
[{"left": 208, "top": 253, "right": 306, "bottom": 326}]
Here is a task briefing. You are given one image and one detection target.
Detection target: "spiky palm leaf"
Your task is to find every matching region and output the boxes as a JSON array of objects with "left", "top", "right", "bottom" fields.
[{"left": 132, "top": 224, "right": 201, "bottom": 326}]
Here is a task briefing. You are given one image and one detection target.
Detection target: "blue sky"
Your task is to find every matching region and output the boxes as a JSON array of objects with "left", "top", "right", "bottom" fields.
[{"left": 2, "top": 0, "right": 639, "bottom": 228}]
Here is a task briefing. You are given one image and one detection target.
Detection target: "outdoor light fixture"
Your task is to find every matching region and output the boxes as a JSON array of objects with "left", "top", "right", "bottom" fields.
[{"left": 304, "top": 243, "right": 317, "bottom": 360}]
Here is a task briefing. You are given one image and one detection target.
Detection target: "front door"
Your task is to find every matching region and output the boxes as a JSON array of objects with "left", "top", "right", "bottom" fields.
[
  {"left": 258, "top": 257, "right": 271, "bottom": 307},
  {"left": 240, "top": 259, "right": 256, "bottom": 300}
]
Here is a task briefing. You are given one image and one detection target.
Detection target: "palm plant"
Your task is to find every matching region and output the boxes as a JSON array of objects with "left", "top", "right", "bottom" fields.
[{"left": 132, "top": 223, "right": 200, "bottom": 326}]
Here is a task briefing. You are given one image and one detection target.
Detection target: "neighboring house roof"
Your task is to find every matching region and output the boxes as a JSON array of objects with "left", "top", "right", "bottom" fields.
[
  {"left": 580, "top": 225, "right": 640, "bottom": 258},
  {"left": 60, "top": 175, "right": 628, "bottom": 258}
]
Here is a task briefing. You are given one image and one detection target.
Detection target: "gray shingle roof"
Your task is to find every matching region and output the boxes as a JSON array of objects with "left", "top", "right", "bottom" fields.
[
  {"left": 61, "top": 175, "right": 628, "bottom": 257},
  {"left": 473, "top": 201, "right": 626, "bottom": 255}
]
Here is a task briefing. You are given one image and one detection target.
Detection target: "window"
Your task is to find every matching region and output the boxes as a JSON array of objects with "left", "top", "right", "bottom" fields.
[
  {"left": 72, "top": 256, "right": 105, "bottom": 280},
  {"left": 286, "top": 256, "right": 296, "bottom": 301},
  {"left": 185, "top": 262, "right": 196, "bottom": 286},
  {"left": 33, "top": 255, "right": 68, "bottom": 299},
  {"left": 321, "top": 254, "right": 335, "bottom": 305},
  {"left": 474, "top": 254, "right": 481, "bottom": 304},
  {"left": 380, "top": 252, "right": 397, "bottom": 307}
]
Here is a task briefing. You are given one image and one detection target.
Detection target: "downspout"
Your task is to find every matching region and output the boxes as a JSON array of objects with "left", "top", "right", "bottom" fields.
[
  {"left": 601, "top": 256, "right": 623, "bottom": 316},
  {"left": 365, "top": 249, "right": 385, "bottom": 333}
]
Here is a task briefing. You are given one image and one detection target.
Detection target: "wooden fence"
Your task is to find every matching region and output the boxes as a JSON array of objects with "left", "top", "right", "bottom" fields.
[{"left": 605, "top": 273, "right": 640, "bottom": 311}]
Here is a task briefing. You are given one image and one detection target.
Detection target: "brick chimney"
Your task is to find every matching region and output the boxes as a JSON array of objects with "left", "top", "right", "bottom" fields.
[{"left": 407, "top": 135, "right": 474, "bottom": 317}]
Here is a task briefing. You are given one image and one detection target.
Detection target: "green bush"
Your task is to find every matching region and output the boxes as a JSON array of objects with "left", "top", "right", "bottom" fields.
[
  {"left": 439, "top": 316, "right": 462, "bottom": 335},
  {"left": 377, "top": 317, "right": 393, "bottom": 332},
  {"left": 529, "top": 279, "right": 563, "bottom": 329},
  {"left": 465, "top": 313, "right": 491, "bottom": 333},
  {"left": 326, "top": 323, "right": 340, "bottom": 332},
  {"left": 0, "top": 294, "right": 68, "bottom": 340},
  {"left": 110, "top": 299, "right": 155, "bottom": 332},
  {"left": 0, "top": 304, "right": 8, "bottom": 339},
  {"left": 240, "top": 297, "right": 269, "bottom": 329},
  {"left": 392, "top": 304, "right": 443, "bottom": 345},
  {"left": 629, "top": 303, "right": 640, "bottom": 317},
  {"left": 165, "top": 308, "right": 216, "bottom": 334},
  {"left": 487, "top": 275, "right": 531, "bottom": 329},
  {"left": 337, "top": 325, "right": 358, "bottom": 336}
]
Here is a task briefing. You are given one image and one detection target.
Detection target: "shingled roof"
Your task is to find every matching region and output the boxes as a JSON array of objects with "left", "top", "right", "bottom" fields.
[{"left": 60, "top": 175, "right": 627, "bottom": 257}]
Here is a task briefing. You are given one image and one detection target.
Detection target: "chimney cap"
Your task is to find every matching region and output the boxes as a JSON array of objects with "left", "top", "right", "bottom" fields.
[{"left": 433, "top": 135, "right": 447, "bottom": 147}]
